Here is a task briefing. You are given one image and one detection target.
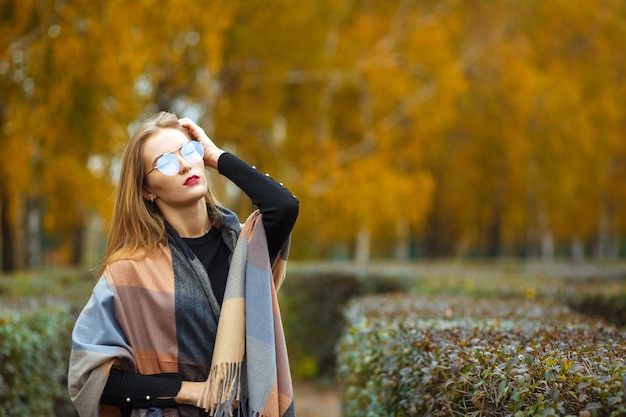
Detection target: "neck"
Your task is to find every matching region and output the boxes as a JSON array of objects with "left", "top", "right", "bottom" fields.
[{"left": 159, "top": 200, "right": 211, "bottom": 238}]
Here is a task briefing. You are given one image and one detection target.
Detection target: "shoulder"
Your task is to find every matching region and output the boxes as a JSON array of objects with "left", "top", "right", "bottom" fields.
[{"left": 104, "top": 246, "right": 174, "bottom": 292}]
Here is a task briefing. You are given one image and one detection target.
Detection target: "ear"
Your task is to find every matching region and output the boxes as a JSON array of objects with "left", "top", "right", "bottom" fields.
[{"left": 142, "top": 188, "right": 156, "bottom": 202}]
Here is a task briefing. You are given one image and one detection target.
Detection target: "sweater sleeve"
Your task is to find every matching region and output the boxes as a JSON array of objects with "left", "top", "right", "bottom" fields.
[
  {"left": 217, "top": 152, "right": 299, "bottom": 260},
  {"left": 100, "top": 368, "right": 182, "bottom": 409}
]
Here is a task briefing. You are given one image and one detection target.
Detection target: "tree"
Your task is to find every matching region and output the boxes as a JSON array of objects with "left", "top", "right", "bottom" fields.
[{"left": 2, "top": 0, "right": 626, "bottom": 266}]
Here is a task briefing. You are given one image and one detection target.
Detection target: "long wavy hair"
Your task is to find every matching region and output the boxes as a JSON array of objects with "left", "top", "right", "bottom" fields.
[{"left": 103, "top": 111, "right": 222, "bottom": 266}]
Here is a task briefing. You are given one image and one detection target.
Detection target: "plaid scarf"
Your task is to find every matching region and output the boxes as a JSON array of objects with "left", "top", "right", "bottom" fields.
[
  {"left": 197, "top": 210, "right": 295, "bottom": 417},
  {"left": 68, "top": 210, "right": 295, "bottom": 417}
]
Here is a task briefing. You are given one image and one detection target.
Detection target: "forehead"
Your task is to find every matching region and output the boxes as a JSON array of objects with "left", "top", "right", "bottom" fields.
[{"left": 143, "top": 128, "right": 189, "bottom": 160}]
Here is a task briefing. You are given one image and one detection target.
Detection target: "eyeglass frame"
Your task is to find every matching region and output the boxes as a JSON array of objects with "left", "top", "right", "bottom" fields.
[{"left": 144, "top": 140, "right": 205, "bottom": 177}]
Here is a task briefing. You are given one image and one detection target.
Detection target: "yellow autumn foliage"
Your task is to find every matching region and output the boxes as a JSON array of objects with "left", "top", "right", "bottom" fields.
[{"left": 1, "top": 0, "right": 625, "bottom": 266}]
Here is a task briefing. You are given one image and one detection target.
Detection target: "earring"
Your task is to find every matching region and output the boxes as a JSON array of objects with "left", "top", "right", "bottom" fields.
[{"left": 151, "top": 196, "right": 154, "bottom": 203}]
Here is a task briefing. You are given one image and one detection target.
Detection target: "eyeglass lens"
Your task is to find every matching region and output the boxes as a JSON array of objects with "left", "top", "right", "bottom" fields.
[{"left": 155, "top": 141, "right": 204, "bottom": 176}]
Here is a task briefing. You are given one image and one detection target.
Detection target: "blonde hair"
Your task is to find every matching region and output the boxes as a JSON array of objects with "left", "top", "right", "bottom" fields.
[{"left": 103, "top": 111, "right": 222, "bottom": 266}]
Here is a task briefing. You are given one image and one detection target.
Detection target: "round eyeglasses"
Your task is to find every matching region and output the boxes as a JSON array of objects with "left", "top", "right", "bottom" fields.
[{"left": 145, "top": 141, "right": 204, "bottom": 177}]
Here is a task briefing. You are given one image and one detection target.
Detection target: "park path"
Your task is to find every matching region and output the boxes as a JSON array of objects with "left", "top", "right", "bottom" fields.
[{"left": 293, "top": 380, "right": 341, "bottom": 417}]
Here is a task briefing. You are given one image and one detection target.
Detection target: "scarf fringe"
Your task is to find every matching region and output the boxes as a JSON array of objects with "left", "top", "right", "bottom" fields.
[{"left": 197, "top": 361, "right": 242, "bottom": 416}]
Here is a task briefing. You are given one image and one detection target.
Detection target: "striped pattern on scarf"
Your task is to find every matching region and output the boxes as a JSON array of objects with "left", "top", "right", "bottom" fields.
[{"left": 197, "top": 210, "right": 295, "bottom": 417}]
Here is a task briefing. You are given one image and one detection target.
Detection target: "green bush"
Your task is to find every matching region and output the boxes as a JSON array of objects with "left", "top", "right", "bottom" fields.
[
  {"left": 0, "top": 307, "right": 77, "bottom": 416},
  {"left": 279, "top": 268, "right": 408, "bottom": 379},
  {"left": 566, "top": 293, "right": 626, "bottom": 328},
  {"left": 338, "top": 294, "right": 626, "bottom": 417}
]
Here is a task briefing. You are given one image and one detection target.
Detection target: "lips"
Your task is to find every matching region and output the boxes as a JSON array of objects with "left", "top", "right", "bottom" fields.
[{"left": 184, "top": 175, "right": 200, "bottom": 186}]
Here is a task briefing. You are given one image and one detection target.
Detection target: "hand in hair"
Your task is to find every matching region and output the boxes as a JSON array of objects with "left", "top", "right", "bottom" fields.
[{"left": 178, "top": 118, "right": 225, "bottom": 169}]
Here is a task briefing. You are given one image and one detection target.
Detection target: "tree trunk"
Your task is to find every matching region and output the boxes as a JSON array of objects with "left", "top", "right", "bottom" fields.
[
  {"left": 571, "top": 237, "right": 585, "bottom": 263},
  {"left": 0, "top": 194, "right": 16, "bottom": 272},
  {"left": 355, "top": 227, "right": 370, "bottom": 265},
  {"left": 595, "top": 209, "right": 619, "bottom": 260},
  {"left": 485, "top": 208, "right": 501, "bottom": 258},
  {"left": 395, "top": 218, "right": 410, "bottom": 261},
  {"left": 540, "top": 231, "right": 554, "bottom": 262},
  {"left": 25, "top": 198, "right": 42, "bottom": 268},
  {"left": 538, "top": 208, "right": 554, "bottom": 261},
  {"left": 71, "top": 224, "right": 85, "bottom": 266}
]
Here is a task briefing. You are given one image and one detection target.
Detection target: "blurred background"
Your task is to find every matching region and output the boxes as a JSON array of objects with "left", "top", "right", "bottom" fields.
[{"left": 1, "top": 0, "right": 626, "bottom": 270}]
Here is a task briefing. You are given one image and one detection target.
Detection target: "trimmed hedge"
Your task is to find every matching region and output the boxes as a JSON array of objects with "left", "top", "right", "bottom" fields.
[
  {"left": 279, "top": 268, "right": 408, "bottom": 379},
  {"left": 0, "top": 307, "right": 77, "bottom": 416},
  {"left": 338, "top": 294, "right": 626, "bottom": 417},
  {"left": 567, "top": 293, "right": 626, "bottom": 328},
  {"left": 2, "top": 263, "right": 625, "bottom": 415}
]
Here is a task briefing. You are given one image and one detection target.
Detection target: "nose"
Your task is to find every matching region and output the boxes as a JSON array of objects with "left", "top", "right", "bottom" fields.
[{"left": 177, "top": 154, "right": 192, "bottom": 173}]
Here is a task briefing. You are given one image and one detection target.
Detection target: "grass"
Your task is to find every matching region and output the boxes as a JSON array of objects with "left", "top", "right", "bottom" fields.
[
  {"left": 0, "top": 267, "right": 97, "bottom": 311},
  {"left": 3, "top": 258, "right": 626, "bottom": 308},
  {"left": 291, "top": 259, "right": 626, "bottom": 297}
]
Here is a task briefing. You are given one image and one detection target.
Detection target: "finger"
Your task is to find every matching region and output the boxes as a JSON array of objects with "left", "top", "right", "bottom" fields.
[
  {"left": 178, "top": 120, "right": 206, "bottom": 142},
  {"left": 178, "top": 118, "right": 198, "bottom": 132}
]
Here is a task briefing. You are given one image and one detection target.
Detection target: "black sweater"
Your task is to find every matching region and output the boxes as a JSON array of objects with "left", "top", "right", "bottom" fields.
[{"left": 100, "top": 153, "right": 299, "bottom": 411}]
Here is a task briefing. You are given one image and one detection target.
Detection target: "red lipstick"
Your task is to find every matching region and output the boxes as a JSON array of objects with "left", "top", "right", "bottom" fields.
[{"left": 184, "top": 175, "right": 200, "bottom": 186}]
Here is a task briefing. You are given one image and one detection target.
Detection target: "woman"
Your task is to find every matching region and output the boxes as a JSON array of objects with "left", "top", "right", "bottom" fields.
[{"left": 68, "top": 112, "right": 299, "bottom": 417}]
